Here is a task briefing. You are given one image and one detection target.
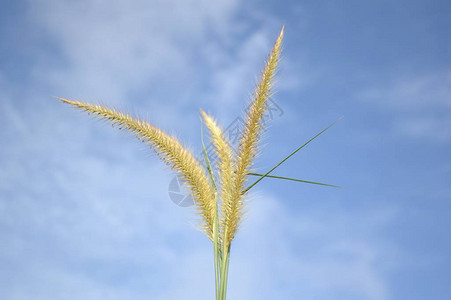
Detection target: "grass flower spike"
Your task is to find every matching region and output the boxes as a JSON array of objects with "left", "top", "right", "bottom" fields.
[
  {"left": 58, "top": 26, "right": 340, "bottom": 300},
  {"left": 200, "top": 110, "right": 234, "bottom": 235},
  {"left": 224, "top": 25, "right": 284, "bottom": 249},
  {"left": 57, "top": 98, "right": 216, "bottom": 240}
]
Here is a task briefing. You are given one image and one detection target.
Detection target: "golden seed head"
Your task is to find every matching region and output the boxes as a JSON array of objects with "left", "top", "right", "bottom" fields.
[
  {"left": 223, "top": 26, "right": 284, "bottom": 247},
  {"left": 200, "top": 110, "right": 234, "bottom": 242},
  {"left": 58, "top": 97, "right": 216, "bottom": 240}
]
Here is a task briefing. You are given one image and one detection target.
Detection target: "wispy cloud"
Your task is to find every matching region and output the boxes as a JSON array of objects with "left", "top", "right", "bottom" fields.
[{"left": 28, "top": 0, "right": 240, "bottom": 104}]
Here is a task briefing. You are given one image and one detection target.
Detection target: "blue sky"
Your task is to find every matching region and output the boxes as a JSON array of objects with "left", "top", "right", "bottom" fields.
[{"left": 0, "top": 0, "right": 450, "bottom": 299}]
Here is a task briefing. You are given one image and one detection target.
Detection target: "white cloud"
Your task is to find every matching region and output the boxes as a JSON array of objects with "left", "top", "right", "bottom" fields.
[{"left": 28, "top": 0, "right": 241, "bottom": 104}]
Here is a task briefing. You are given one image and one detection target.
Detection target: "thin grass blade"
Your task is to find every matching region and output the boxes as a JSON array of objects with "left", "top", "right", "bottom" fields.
[
  {"left": 247, "top": 173, "right": 341, "bottom": 188},
  {"left": 243, "top": 117, "right": 343, "bottom": 194}
]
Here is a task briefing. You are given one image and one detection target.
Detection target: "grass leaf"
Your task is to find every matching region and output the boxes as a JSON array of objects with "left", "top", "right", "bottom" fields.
[
  {"left": 247, "top": 172, "right": 341, "bottom": 188},
  {"left": 243, "top": 116, "right": 343, "bottom": 194}
]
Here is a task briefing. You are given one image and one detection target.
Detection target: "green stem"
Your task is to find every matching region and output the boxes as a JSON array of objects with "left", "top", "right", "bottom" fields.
[
  {"left": 219, "top": 243, "right": 231, "bottom": 299},
  {"left": 222, "top": 249, "right": 230, "bottom": 299},
  {"left": 213, "top": 205, "right": 220, "bottom": 300},
  {"left": 200, "top": 122, "right": 220, "bottom": 299}
]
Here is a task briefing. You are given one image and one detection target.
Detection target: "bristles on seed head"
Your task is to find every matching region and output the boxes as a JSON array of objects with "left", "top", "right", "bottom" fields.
[
  {"left": 222, "top": 27, "right": 284, "bottom": 247},
  {"left": 58, "top": 97, "right": 216, "bottom": 240},
  {"left": 200, "top": 110, "right": 234, "bottom": 242}
]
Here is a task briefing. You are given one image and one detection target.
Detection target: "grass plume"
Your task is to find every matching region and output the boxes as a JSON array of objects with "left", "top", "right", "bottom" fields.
[
  {"left": 223, "top": 26, "right": 284, "bottom": 248},
  {"left": 200, "top": 110, "right": 234, "bottom": 243},
  {"left": 57, "top": 97, "right": 216, "bottom": 240}
]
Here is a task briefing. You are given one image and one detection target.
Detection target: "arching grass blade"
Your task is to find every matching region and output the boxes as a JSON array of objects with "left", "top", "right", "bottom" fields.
[
  {"left": 243, "top": 117, "right": 343, "bottom": 194},
  {"left": 247, "top": 172, "right": 341, "bottom": 188}
]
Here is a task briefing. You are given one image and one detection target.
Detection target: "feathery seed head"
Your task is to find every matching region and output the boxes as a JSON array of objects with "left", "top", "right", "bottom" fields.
[
  {"left": 200, "top": 110, "right": 235, "bottom": 239},
  {"left": 222, "top": 27, "right": 284, "bottom": 247},
  {"left": 58, "top": 97, "right": 216, "bottom": 240}
]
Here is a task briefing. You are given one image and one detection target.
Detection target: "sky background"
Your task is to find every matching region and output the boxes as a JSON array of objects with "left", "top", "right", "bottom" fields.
[{"left": 0, "top": 0, "right": 450, "bottom": 299}]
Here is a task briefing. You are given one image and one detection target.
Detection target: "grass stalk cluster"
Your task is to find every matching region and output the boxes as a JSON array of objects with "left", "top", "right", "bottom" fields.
[{"left": 58, "top": 26, "right": 340, "bottom": 299}]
